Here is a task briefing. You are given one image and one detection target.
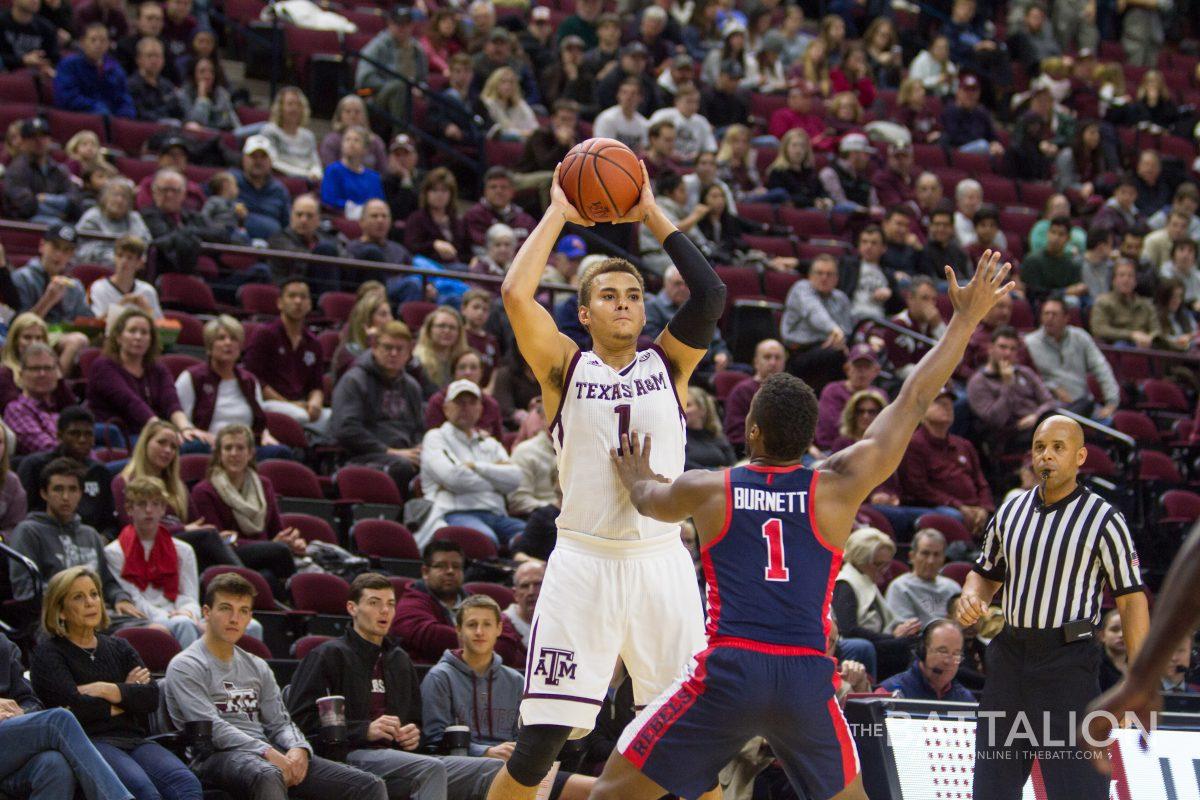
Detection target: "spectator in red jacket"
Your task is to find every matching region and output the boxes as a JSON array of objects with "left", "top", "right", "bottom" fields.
[
  {"left": 829, "top": 43, "right": 877, "bottom": 110},
  {"left": 898, "top": 386, "right": 995, "bottom": 535},
  {"left": 391, "top": 539, "right": 526, "bottom": 667},
  {"left": 722, "top": 339, "right": 785, "bottom": 453},
  {"left": 814, "top": 344, "right": 888, "bottom": 451},
  {"left": 462, "top": 167, "right": 537, "bottom": 256},
  {"left": 966, "top": 325, "right": 1057, "bottom": 452}
]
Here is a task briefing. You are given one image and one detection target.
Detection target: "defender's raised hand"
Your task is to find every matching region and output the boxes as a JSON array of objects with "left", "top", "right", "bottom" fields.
[
  {"left": 946, "top": 249, "right": 1015, "bottom": 324},
  {"left": 610, "top": 432, "right": 667, "bottom": 492}
]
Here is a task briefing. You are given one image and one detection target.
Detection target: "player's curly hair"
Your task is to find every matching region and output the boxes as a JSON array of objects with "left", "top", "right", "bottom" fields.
[{"left": 750, "top": 373, "right": 818, "bottom": 460}]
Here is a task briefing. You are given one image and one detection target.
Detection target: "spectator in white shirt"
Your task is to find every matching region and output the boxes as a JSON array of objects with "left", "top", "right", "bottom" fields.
[
  {"left": 647, "top": 82, "right": 717, "bottom": 164},
  {"left": 88, "top": 236, "right": 163, "bottom": 325},
  {"left": 592, "top": 77, "right": 650, "bottom": 151}
]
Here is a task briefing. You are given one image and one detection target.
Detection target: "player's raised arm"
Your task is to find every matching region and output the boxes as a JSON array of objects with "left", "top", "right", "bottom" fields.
[
  {"left": 616, "top": 163, "right": 726, "bottom": 396},
  {"left": 501, "top": 164, "right": 587, "bottom": 416},
  {"left": 818, "top": 251, "right": 1014, "bottom": 535},
  {"left": 610, "top": 432, "right": 725, "bottom": 530}
]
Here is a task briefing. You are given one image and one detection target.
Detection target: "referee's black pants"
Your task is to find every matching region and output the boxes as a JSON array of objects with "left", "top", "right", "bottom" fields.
[{"left": 972, "top": 626, "right": 1110, "bottom": 800}]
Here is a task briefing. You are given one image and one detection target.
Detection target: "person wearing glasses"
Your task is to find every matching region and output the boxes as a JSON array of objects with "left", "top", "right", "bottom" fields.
[
  {"left": 879, "top": 619, "right": 976, "bottom": 701},
  {"left": 501, "top": 560, "right": 542, "bottom": 648}
]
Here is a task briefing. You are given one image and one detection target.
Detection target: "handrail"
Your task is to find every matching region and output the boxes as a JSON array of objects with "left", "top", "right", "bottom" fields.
[
  {"left": 1050, "top": 406, "right": 1137, "bottom": 451},
  {"left": 1099, "top": 343, "right": 1200, "bottom": 369},
  {"left": 853, "top": 315, "right": 939, "bottom": 348}
]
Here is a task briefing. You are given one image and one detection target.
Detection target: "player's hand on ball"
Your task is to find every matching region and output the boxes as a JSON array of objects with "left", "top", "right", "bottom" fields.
[
  {"left": 611, "top": 432, "right": 668, "bottom": 491},
  {"left": 550, "top": 164, "right": 595, "bottom": 228},
  {"left": 610, "top": 161, "right": 655, "bottom": 225},
  {"left": 955, "top": 592, "right": 989, "bottom": 626},
  {"left": 946, "top": 249, "right": 1015, "bottom": 324}
]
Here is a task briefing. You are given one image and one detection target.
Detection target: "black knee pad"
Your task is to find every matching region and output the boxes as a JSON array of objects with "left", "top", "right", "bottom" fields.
[{"left": 507, "top": 724, "right": 572, "bottom": 787}]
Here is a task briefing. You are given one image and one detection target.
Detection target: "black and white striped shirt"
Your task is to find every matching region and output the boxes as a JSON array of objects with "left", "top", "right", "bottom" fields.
[{"left": 974, "top": 485, "right": 1143, "bottom": 629}]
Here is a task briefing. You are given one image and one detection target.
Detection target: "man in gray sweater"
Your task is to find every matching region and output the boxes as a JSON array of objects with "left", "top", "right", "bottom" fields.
[
  {"left": 884, "top": 530, "right": 964, "bottom": 625},
  {"left": 1023, "top": 295, "right": 1120, "bottom": 423},
  {"left": 331, "top": 320, "right": 425, "bottom": 496},
  {"left": 163, "top": 572, "right": 387, "bottom": 800}
]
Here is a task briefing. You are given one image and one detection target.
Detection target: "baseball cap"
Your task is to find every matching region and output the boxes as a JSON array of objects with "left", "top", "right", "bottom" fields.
[
  {"left": 531, "top": 6, "right": 551, "bottom": 20},
  {"left": 487, "top": 27, "right": 511, "bottom": 43},
  {"left": 389, "top": 133, "right": 415, "bottom": 153},
  {"left": 671, "top": 52, "right": 694, "bottom": 69},
  {"left": 158, "top": 135, "right": 190, "bottom": 156},
  {"left": 560, "top": 34, "right": 585, "bottom": 50},
  {"left": 45, "top": 222, "right": 78, "bottom": 247},
  {"left": 936, "top": 384, "right": 956, "bottom": 402},
  {"left": 389, "top": 6, "right": 414, "bottom": 24},
  {"left": 556, "top": 234, "right": 586, "bottom": 259},
  {"left": 839, "top": 132, "right": 876, "bottom": 154},
  {"left": 446, "top": 379, "right": 482, "bottom": 400},
  {"left": 960, "top": 74, "right": 981, "bottom": 90},
  {"left": 242, "top": 134, "right": 276, "bottom": 160},
  {"left": 847, "top": 344, "right": 877, "bottom": 365},
  {"left": 19, "top": 118, "right": 49, "bottom": 138},
  {"left": 621, "top": 41, "right": 649, "bottom": 57}
]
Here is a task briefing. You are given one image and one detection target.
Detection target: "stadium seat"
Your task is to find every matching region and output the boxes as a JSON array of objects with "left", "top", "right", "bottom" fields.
[
  {"left": 1112, "top": 410, "right": 1161, "bottom": 448},
  {"left": 237, "top": 283, "right": 281, "bottom": 317},
  {"left": 47, "top": 108, "right": 106, "bottom": 143},
  {"left": 1139, "top": 379, "right": 1190, "bottom": 415},
  {"left": 1138, "top": 449, "right": 1181, "bottom": 484},
  {"left": 388, "top": 576, "right": 415, "bottom": 599},
  {"left": 433, "top": 526, "right": 499, "bottom": 561},
  {"left": 778, "top": 207, "right": 833, "bottom": 237},
  {"left": 337, "top": 464, "right": 405, "bottom": 506},
  {"left": 110, "top": 117, "right": 171, "bottom": 156},
  {"left": 464, "top": 582, "right": 515, "bottom": 607},
  {"left": 258, "top": 460, "right": 324, "bottom": 498},
  {"left": 714, "top": 370, "right": 754, "bottom": 402},
  {"left": 353, "top": 519, "right": 421, "bottom": 561},
  {"left": 876, "top": 559, "right": 909, "bottom": 590},
  {"left": 998, "top": 208, "right": 1038, "bottom": 241},
  {"left": 741, "top": 235, "right": 798, "bottom": 260},
  {"left": 159, "top": 353, "right": 203, "bottom": 379},
  {"left": 0, "top": 70, "right": 39, "bottom": 104},
  {"left": 281, "top": 512, "right": 340, "bottom": 546},
  {"left": 236, "top": 635, "right": 273, "bottom": 660},
  {"left": 940, "top": 562, "right": 974, "bottom": 586},
  {"left": 1017, "top": 181, "right": 1055, "bottom": 209},
  {"left": 290, "top": 573, "right": 352, "bottom": 636},
  {"left": 1079, "top": 444, "right": 1119, "bottom": 479},
  {"left": 762, "top": 270, "right": 801, "bottom": 302},
  {"left": 912, "top": 143, "right": 948, "bottom": 168},
  {"left": 915, "top": 513, "right": 973, "bottom": 544},
  {"left": 115, "top": 627, "right": 182, "bottom": 673},
  {"left": 399, "top": 301, "right": 437, "bottom": 331},
  {"left": 179, "top": 453, "right": 210, "bottom": 487},
  {"left": 292, "top": 634, "right": 333, "bottom": 660},
  {"left": 318, "top": 329, "right": 340, "bottom": 363},
  {"left": 1009, "top": 296, "right": 1035, "bottom": 331},
  {"left": 284, "top": 25, "right": 342, "bottom": 90},
  {"left": 318, "top": 291, "right": 357, "bottom": 323},
  {"left": 70, "top": 263, "right": 113, "bottom": 288},
  {"left": 264, "top": 411, "right": 308, "bottom": 450},
  {"left": 854, "top": 505, "right": 894, "bottom": 538},
  {"left": 715, "top": 266, "right": 764, "bottom": 303},
  {"left": 1161, "top": 490, "right": 1200, "bottom": 523},
  {"left": 484, "top": 139, "right": 524, "bottom": 168},
  {"left": 158, "top": 274, "right": 220, "bottom": 314},
  {"left": 978, "top": 175, "right": 1019, "bottom": 206},
  {"left": 949, "top": 150, "right": 995, "bottom": 175}
]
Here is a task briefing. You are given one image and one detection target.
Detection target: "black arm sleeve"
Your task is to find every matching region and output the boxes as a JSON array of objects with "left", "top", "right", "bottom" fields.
[{"left": 663, "top": 231, "right": 727, "bottom": 350}]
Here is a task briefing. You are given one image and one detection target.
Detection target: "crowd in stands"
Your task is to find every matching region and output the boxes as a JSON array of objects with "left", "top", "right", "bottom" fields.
[{"left": 0, "top": 0, "right": 1199, "bottom": 794}]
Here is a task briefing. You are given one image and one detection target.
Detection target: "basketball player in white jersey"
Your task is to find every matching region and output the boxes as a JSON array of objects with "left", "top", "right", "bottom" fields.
[{"left": 485, "top": 162, "right": 726, "bottom": 800}]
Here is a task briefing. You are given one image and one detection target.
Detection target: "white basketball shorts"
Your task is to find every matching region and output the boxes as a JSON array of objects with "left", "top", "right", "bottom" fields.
[{"left": 519, "top": 528, "right": 707, "bottom": 734}]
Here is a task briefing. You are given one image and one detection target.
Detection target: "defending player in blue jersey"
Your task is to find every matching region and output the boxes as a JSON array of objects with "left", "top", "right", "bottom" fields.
[{"left": 588, "top": 250, "right": 1015, "bottom": 800}]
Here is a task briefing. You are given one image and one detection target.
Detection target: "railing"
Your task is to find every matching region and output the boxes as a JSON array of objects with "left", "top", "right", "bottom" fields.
[{"left": 853, "top": 315, "right": 939, "bottom": 348}]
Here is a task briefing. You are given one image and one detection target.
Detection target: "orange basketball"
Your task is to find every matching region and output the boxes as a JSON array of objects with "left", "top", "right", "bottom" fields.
[{"left": 558, "top": 138, "right": 644, "bottom": 223}]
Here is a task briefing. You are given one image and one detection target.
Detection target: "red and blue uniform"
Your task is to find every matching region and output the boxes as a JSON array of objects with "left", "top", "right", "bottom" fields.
[{"left": 617, "top": 464, "right": 860, "bottom": 800}]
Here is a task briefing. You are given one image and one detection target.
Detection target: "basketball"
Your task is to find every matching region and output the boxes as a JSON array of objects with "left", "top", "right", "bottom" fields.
[{"left": 558, "top": 138, "right": 644, "bottom": 224}]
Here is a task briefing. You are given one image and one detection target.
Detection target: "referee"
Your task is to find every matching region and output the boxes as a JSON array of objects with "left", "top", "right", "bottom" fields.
[{"left": 956, "top": 414, "right": 1149, "bottom": 800}]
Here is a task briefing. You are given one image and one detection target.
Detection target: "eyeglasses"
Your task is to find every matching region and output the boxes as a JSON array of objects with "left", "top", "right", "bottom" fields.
[
  {"left": 22, "top": 364, "right": 58, "bottom": 373},
  {"left": 931, "top": 647, "right": 964, "bottom": 662},
  {"left": 376, "top": 343, "right": 408, "bottom": 354}
]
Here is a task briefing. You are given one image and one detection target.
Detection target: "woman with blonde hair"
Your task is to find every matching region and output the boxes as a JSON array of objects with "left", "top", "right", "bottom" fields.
[
  {"left": 896, "top": 77, "right": 942, "bottom": 144},
  {"left": 320, "top": 94, "right": 388, "bottom": 170},
  {"left": 715, "top": 124, "right": 784, "bottom": 204},
  {"left": 64, "top": 129, "right": 113, "bottom": 178},
  {"left": 766, "top": 128, "right": 830, "bottom": 208},
  {"left": 684, "top": 386, "right": 735, "bottom": 469},
  {"left": 863, "top": 17, "right": 902, "bottom": 88},
  {"left": 75, "top": 179, "right": 152, "bottom": 265},
  {"left": 480, "top": 66, "right": 538, "bottom": 141},
  {"left": 414, "top": 305, "right": 469, "bottom": 388},
  {"left": 86, "top": 307, "right": 205, "bottom": 444},
  {"left": 0, "top": 312, "right": 78, "bottom": 408},
  {"left": 331, "top": 291, "right": 395, "bottom": 378},
  {"left": 33, "top": 565, "right": 204, "bottom": 800},
  {"left": 262, "top": 85, "right": 323, "bottom": 181},
  {"left": 793, "top": 36, "right": 831, "bottom": 96},
  {"left": 1130, "top": 69, "right": 1178, "bottom": 129},
  {"left": 833, "top": 527, "right": 923, "bottom": 679},
  {"left": 191, "top": 424, "right": 304, "bottom": 598}
]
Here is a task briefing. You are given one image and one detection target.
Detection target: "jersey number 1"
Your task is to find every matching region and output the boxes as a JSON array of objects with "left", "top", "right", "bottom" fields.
[
  {"left": 614, "top": 404, "right": 631, "bottom": 453},
  {"left": 762, "top": 518, "right": 790, "bottom": 582}
]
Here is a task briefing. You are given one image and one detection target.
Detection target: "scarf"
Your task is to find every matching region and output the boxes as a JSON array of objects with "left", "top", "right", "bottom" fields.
[
  {"left": 118, "top": 524, "right": 180, "bottom": 601},
  {"left": 210, "top": 468, "right": 268, "bottom": 534}
]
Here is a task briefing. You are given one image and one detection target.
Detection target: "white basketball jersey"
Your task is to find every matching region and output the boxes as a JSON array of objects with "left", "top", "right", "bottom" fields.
[{"left": 550, "top": 346, "right": 686, "bottom": 541}]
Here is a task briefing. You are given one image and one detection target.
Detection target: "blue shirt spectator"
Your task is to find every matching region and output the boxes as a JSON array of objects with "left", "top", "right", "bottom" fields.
[
  {"left": 235, "top": 136, "right": 292, "bottom": 240},
  {"left": 319, "top": 127, "right": 385, "bottom": 215},
  {"left": 53, "top": 24, "right": 135, "bottom": 118}
]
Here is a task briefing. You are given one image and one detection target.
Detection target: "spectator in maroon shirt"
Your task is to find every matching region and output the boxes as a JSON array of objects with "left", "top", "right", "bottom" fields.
[
  {"left": 768, "top": 82, "right": 825, "bottom": 141},
  {"left": 3, "top": 343, "right": 64, "bottom": 455},
  {"left": 75, "top": 0, "right": 128, "bottom": 46},
  {"left": 898, "top": 387, "right": 994, "bottom": 535},
  {"left": 966, "top": 325, "right": 1057, "bottom": 451},
  {"left": 85, "top": 307, "right": 207, "bottom": 444},
  {"left": 962, "top": 292, "right": 1033, "bottom": 373},
  {"left": 814, "top": 344, "right": 888, "bottom": 451},
  {"left": 391, "top": 539, "right": 525, "bottom": 667},
  {"left": 160, "top": 0, "right": 197, "bottom": 64},
  {"left": 723, "top": 339, "right": 785, "bottom": 453},
  {"left": 873, "top": 142, "right": 918, "bottom": 210},
  {"left": 877, "top": 276, "right": 946, "bottom": 380},
  {"left": 404, "top": 167, "right": 472, "bottom": 269},
  {"left": 242, "top": 277, "right": 331, "bottom": 434},
  {"left": 461, "top": 167, "right": 537, "bottom": 256}
]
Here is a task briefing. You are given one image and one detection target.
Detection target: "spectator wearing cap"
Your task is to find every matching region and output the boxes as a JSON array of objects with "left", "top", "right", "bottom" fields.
[
  {"left": 2, "top": 119, "right": 80, "bottom": 224},
  {"left": 518, "top": 5, "right": 557, "bottom": 80},
  {"left": 897, "top": 386, "right": 994, "bottom": 534},
  {"left": 463, "top": 167, "right": 537, "bottom": 254},
  {"left": 941, "top": 74, "right": 1005, "bottom": 156},
  {"left": 356, "top": 7, "right": 429, "bottom": 127},
  {"left": 267, "top": 194, "right": 346, "bottom": 284},
  {"left": 416, "top": 379, "right": 525, "bottom": 547},
  {"left": 814, "top": 344, "right": 887, "bottom": 451},
  {"left": 127, "top": 36, "right": 186, "bottom": 122},
  {"left": 234, "top": 135, "right": 291, "bottom": 240},
  {"left": 582, "top": 11, "right": 622, "bottom": 81},
  {"left": 649, "top": 83, "right": 718, "bottom": 164},
  {"left": 514, "top": 99, "right": 580, "bottom": 208},
  {"left": 12, "top": 225, "right": 92, "bottom": 326},
  {"left": 877, "top": 275, "right": 947, "bottom": 380},
  {"left": 0, "top": 0, "right": 60, "bottom": 78},
  {"left": 840, "top": 224, "right": 898, "bottom": 322},
  {"left": 655, "top": 52, "right": 696, "bottom": 106},
  {"left": 966, "top": 324, "right": 1057, "bottom": 449},
  {"left": 768, "top": 82, "right": 825, "bottom": 142},
  {"left": 873, "top": 143, "right": 918, "bottom": 210},
  {"left": 320, "top": 126, "right": 385, "bottom": 220},
  {"left": 781, "top": 253, "right": 853, "bottom": 394},
  {"left": 142, "top": 168, "right": 231, "bottom": 274},
  {"left": 541, "top": 35, "right": 597, "bottom": 119},
  {"left": 818, "top": 133, "right": 881, "bottom": 215},
  {"left": 379, "top": 133, "right": 422, "bottom": 223},
  {"left": 700, "top": 61, "right": 751, "bottom": 129},
  {"left": 592, "top": 77, "right": 650, "bottom": 151},
  {"left": 644, "top": 266, "right": 732, "bottom": 371},
  {"left": 595, "top": 42, "right": 661, "bottom": 117},
  {"left": 53, "top": 23, "right": 135, "bottom": 117},
  {"left": 557, "top": 0, "right": 603, "bottom": 50},
  {"left": 135, "top": 136, "right": 205, "bottom": 211},
  {"left": 331, "top": 320, "right": 426, "bottom": 498}
]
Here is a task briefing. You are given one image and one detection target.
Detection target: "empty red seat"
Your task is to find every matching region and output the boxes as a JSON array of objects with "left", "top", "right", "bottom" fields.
[
  {"left": 291, "top": 573, "right": 352, "bottom": 616},
  {"left": 284, "top": 25, "right": 341, "bottom": 88},
  {"left": 1161, "top": 489, "right": 1200, "bottom": 523},
  {"left": 110, "top": 117, "right": 171, "bottom": 156},
  {"left": 762, "top": 270, "right": 801, "bottom": 302},
  {"left": 0, "top": 70, "right": 40, "bottom": 104},
  {"left": 259, "top": 459, "right": 324, "bottom": 498},
  {"left": 115, "top": 627, "right": 182, "bottom": 673},
  {"left": 433, "top": 526, "right": 498, "bottom": 561},
  {"left": 293, "top": 634, "right": 334, "bottom": 660},
  {"left": 1138, "top": 449, "right": 1181, "bottom": 483},
  {"left": 238, "top": 282, "right": 281, "bottom": 316},
  {"left": 399, "top": 301, "right": 437, "bottom": 330},
  {"left": 281, "top": 512, "right": 339, "bottom": 545},
  {"left": 464, "top": 582, "right": 515, "bottom": 607},
  {"left": 159, "top": 353, "right": 202, "bottom": 379},
  {"left": 1139, "top": 378, "right": 1189, "bottom": 414},
  {"left": 915, "top": 512, "right": 972, "bottom": 544},
  {"left": 1079, "top": 444, "right": 1119, "bottom": 479},
  {"left": 158, "top": 273, "right": 218, "bottom": 314},
  {"left": 318, "top": 291, "right": 357, "bottom": 323},
  {"left": 1112, "top": 410, "right": 1161, "bottom": 447},
  {"left": 354, "top": 519, "right": 421, "bottom": 559},
  {"left": 714, "top": 369, "right": 754, "bottom": 402},
  {"left": 47, "top": 108, "right": 106, "bottom": 144},
  {"left": 940, "top": 561, "right": 975, "bottom": 586},
  {"left": 978, "top": 175, "right": 1019, "bottom": 206},
  {"left": 778, "top": 207, "right": 833, "bottom": 237},
  {"left": 1017, "top": 181, "right": 1056, "bottom": 209},
  {"left": 337, "top": 465, "right": 404, "bottom": 505}
]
